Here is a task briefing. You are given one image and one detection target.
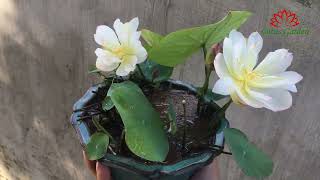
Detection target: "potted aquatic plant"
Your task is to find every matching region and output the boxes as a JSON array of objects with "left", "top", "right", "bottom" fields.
[{"left": 70, "top": 10, "right": 302, "bottom": 179}]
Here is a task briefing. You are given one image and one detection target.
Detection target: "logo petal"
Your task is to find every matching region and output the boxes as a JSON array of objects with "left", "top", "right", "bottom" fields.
[{"left": 269, "top": 9, "right": 300, "bottom": 29}]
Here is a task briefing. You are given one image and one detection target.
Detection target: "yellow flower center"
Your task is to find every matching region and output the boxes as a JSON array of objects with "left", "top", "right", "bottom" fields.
[
  {"left": 236, "top": 69, "right": 261, "bottom": 90},
  {"left": 245, "top": 71, "right": 258, "bottom": 81},
  {"left": 112, "top": 45, "right": 134, "bottom": 60}
]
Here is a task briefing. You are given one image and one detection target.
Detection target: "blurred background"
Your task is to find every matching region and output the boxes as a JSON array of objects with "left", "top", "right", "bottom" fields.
[{"left": 0, "top": 0, "right": 319, "bottom": 179}]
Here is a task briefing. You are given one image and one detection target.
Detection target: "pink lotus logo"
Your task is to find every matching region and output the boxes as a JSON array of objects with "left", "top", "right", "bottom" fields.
[{"left": 270, "top": 9, "right": 300, "bottom": 29}]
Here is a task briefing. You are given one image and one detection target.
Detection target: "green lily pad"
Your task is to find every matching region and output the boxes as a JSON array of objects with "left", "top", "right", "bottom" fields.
[
  {"left": 141, "top": 29, "right": 163, "bottom": 47},
  {"left": 224, "top": 128, "right": 273, "bottom": 178},
  {"left": 85, "top": 132, "right": 109, "bottom": 160},
  {"left": 148, "top": 11, "right": 251, "bottom": 67},
  {"left": 107, "top": 81, "right": 169, "bottom": 162}
]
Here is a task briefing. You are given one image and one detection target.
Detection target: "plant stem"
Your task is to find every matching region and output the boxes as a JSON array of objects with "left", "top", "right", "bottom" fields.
[
  {"left": 202, "top": 65, "right": 212, "bottom": 95},
  {"left": 206, "top": 99, "right": 233, "bottom": 141},
  {"left": 200, "top": 46, "right": 213, "bottom": 96},
  {"left": 136, "top": 64, "right": 146, "bottom": 80},
  {"left": 97, "top": 72, "right": 108, "bottom": 79},
  {"left": 220, "top": 99, "right": 232, "bottom": 113},
  {"left": 119, "top": 130, "right": 125, "bottom": 153},
  {"left": 208, "top": 145, "right": 232, "bottom": 155},
  {"left": 108, "top": 146, "right": 117, "bottom": 155},
  {"left": 182, "top": 100, "right": 187, "bottom": 151},
  {"left": 92, "top": 116, "right": 114, "bottom": 142}
]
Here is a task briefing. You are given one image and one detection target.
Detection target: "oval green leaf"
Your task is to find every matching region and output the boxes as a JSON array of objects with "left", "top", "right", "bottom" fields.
[
  {"left": 107, "top": 81, "right": 169, "bottom": 162},
  {"left": 204, "top": 11, "right": 252, "bottom": 62},
  {"left": 148, "top": 11, "right": 251, "bottom": 67},
  {"left": 85, "top": 132, "right": 109, "bottom": 160},
  {"left": 224, "top": 128, "right": 273, "bottom": 178},
  {"left": 141, "top": 29, "right": 163, "bottom": 47}
]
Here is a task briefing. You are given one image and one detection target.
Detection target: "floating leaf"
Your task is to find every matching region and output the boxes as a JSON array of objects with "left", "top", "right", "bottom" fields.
[
  {"left": 141, "top": 29, "right": 163, "bottom": 48},
  {"left": 148, "top": 26, "right": 204, "bottom": 67},
  {"left": 102, "top": 96, "right": 114, "bottom": 111},
  {"left": 204, "top": 11, "right": 252, "bottom": 60},
  {"left": 148, "top": 11, "right": 251, "bottom": 67},
  {"left": 85, "top": 132, "right": 109, "bottom": 160},
  {"left": 107, "top": 81, "right": 169, "bottom": 162},
  {"left": 224, "top": 128, "right": 273, "bottom": 177}
]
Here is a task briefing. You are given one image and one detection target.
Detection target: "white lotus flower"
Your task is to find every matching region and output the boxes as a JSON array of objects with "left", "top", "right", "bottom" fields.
[
  {"left": 212, "top": 30, "right": 303, "bottom": 111},
  {"left": 94, "top": 17, "right": 147, "bottom": 76}
]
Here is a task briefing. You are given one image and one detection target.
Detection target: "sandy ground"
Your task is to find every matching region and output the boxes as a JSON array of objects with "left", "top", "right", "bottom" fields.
[{"left": 0, "top": 113, "right": 93, "bottom": 180}]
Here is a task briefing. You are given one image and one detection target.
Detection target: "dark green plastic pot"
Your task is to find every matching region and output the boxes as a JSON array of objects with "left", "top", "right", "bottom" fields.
[{"left": 70, "top": 80, "right": 229, "bottom": 180}]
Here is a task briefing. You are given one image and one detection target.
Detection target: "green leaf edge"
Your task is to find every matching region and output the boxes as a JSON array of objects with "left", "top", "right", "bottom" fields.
[
  {"left": 224, "top": 128, "right": 274, "bottom": 178},
  {"left": 102, "top": 96, "right": 114, "bottom": 111},
  {"left": 85, "top": 132, "right": 110, "bottom": 160},
  {"left": 107, "top": 81, "right": 169, "bottom": 162},
  {"left": 148, "top": 10, "right": 252, "bottom": 67}
]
